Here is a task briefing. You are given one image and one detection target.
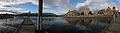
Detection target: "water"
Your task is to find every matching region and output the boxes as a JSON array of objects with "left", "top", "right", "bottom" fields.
[
  {"left": 0, "top": 16, "right": 113, "bottom": 33},
  {"left": 30, "top": 17, "right": 113, "bottom": 33},
  {"left": 0, "top": 16, "right": 24, "bottom": 33}
]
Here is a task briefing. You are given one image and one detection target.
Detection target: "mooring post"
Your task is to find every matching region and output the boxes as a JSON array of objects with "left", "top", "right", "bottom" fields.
[{"left": 36, "top": 0, "right": 43, "bottom": 33}]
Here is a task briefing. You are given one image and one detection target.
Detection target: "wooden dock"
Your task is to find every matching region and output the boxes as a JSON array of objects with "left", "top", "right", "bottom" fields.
[
  {"left": 13, "top": 18, "right": 37, "bottom": 33},
  {"left": 100, "top": 14, "right": 120, "bottom": 33}
]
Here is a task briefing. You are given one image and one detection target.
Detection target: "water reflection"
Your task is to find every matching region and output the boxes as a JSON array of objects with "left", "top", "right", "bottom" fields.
[
  {"left": 38, "top": 17, "right": 113, "bottom": 33},
  {"left": 0, "top": 16, "right": 24, "bottom": 33}
]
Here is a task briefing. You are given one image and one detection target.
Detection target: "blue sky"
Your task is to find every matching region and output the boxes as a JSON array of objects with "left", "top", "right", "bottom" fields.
[{"left": 43, "top": 0, "right": 120, "bottom": 15}]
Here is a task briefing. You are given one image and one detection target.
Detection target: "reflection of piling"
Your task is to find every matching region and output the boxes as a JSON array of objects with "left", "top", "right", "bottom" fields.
[
  {"left": 37, "top": 0, "right": 42, "bottom": 30},
  {"left": 6, "top": 18, "right": 7, "bottom": 22},
  {"left": 113, "top": 7, "right": 116, "bottom": 23},
  {"left": 113, "top": 14, "right": 116, "bottom": 23}
]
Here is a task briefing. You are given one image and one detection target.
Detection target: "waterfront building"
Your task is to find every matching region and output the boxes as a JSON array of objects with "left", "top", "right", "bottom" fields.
[
  {"left": 79, "top": 7, "right": 90, "bottom": 16},
  {"left": 104, "top": 7, "right": 113, "bottom": 14},
  {"left": 93, "top": 7, "right": 113, "bottom": 15},
  {"left": 93, "top": 11, "right": 98, "bottom": 15},
  {"left": 65, "top": 10, "right": 80, "bottom": 16}
]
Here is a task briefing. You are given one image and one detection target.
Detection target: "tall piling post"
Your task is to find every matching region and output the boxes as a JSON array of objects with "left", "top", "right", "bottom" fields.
[{"left": 36, "top": 0, "right": 43, "bottom": 33}]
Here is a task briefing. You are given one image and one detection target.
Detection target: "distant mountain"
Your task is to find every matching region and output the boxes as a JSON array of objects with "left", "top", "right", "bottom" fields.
[{"left": 16, "top": 13, "right": 61, "bottom": 17}]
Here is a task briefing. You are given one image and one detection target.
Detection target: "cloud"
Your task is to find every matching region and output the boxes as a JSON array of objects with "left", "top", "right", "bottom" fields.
[
  {"left": 76, "top": 0, "right": 91, "bottom": 8},
  {"left": 0, "top": 0, "right": 38, "bottom": 14},
  {"left": 0, "top": 12, "right": 15, "bottom": 14},
  {"left": 76, "top": 0, "right": 119, "bottom": 11},
  {"left": 0, "top": 0, "right": 38, "bottom": 5},
  {"left": 118, "top": 0, "right": 120, "bottom": 2},
  {"left": 7, "top": 8, "right": 24, "bottom": 11},
  {"left": 0, "top": 5, "right": 27, "bottom": 14},
  {"left": 43, "top": 9, "right": 56, "bottom": 11},
  {"left": 0, "top": 5, "right": 13, "bottom": 8},
  {"left": 43, "top": 0, "right": 75, "bottom": 10}
]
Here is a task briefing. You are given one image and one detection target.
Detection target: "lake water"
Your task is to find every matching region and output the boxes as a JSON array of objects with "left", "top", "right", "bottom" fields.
[
  {"left": 0, "top": 16, "right": 113, "bottom": 33},
  {"left": 30, "top": 16, "right": 113, "bottom": 33}
]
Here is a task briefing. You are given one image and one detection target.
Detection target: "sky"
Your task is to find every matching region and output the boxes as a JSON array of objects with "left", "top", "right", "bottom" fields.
[
  {"left": 43, "top": 0, "right": 120, "bottom": 15},
  {"left": 0, "top": 0, "right": 38, "bottom": 14}
]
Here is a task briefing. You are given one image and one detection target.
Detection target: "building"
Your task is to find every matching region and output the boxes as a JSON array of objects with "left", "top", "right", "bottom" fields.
[
  {"left": 79, "top": 7, "right": 90, "bottom": 16},
  {"left": 64, "top": 7, "right": 92, "bottom": 16},
  {"left": 93, "top": 7, "right": 113, "bottom": 15},
  {"left": 65, "top": 10, "right": 80, "bottom": 16}
]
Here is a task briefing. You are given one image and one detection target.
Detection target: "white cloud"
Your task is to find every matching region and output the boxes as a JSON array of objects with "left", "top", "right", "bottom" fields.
[
  {"left": 76, "top": 0, "right": 91, "bottom": 8},
  {"left": 0, "top": 5, "right": 13, "bottom": 8},
  {"left": 43, "top": 9, "right": 56, "bottom": 11},
  {"left": 0, "top": 0, "right": 38, "bottom": 5},
  {"left": 8, "top": 8, "right": 24, "bottom": 11},
  {"left": 76, "top": 0, "right": 119, "bottom": 11},
  {"left": 0, "top": 5, "right": 27, "bottom": 14},
  {"left": 0, "top": 0, "right": 38, "bottom": 14},
  {"left": 0, "top": 12, "right": 15, "bottom": 14},
  {"left": 43, "top": 0, "right": 75, "bottom": 10},
  {"left": 76, "top": 3, "right": 86, "bottom": 8}
]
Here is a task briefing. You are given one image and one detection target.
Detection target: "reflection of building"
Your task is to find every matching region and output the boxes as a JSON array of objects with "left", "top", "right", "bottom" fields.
[
  {"left": 79, "top": 7, "right": 90, "bottom": 16},
  {"left": 64, "top": 17, "right": 113, "bottom": 26},
  {"left": 65, "top": 17, "right": 92, "bottom": 26}
]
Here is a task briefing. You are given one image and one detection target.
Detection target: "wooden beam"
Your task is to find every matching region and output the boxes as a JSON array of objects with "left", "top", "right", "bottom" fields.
[{"left": 37, "top": 0, "right": 42, "bottom": 30}]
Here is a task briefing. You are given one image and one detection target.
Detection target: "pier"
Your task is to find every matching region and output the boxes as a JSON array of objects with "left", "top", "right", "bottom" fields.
[
  {"left": 102, "top": 14, "right": 120, "bottom": 33},
  {"left": 13, "top": 17, "right": 37, "bottom": 33}
]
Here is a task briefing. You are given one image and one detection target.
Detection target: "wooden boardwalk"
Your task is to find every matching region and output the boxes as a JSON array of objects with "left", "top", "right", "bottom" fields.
[
  {"left": 100, "top": 14, "right": 120, "bottom": 33},
  {"left": 13, "top": 18, "right": 37, "bottom": 33}
]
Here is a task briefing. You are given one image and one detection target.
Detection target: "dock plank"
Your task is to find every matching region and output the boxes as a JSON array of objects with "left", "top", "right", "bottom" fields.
[{"left": 14, "top": 18, "right": 37, "bottom": 33}]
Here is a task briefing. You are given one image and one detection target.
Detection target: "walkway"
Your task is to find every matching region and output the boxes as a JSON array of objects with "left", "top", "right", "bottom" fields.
[
  {"left": 101, "top": 14, "right": 120, "bottom": 33},
  {"left": 13, "top": 18, "right": 37, "bottom": 33}
]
